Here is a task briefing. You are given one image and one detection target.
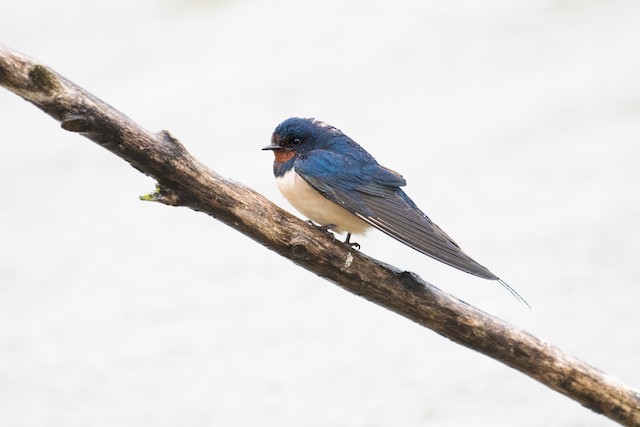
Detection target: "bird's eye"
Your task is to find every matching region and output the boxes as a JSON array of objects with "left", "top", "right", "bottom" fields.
[{"left": 292, "top": 138, "right": 302, "bottom": 146}]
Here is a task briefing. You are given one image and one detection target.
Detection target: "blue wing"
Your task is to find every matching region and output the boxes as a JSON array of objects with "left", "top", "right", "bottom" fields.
[{"left": 294, "top": 149, "right": 498, "bottom": 280}]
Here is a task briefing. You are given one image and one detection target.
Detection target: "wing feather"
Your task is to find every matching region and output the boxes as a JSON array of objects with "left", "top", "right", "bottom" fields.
[{"left": 296, "top": 154, "right": 497, "bottom": 280}]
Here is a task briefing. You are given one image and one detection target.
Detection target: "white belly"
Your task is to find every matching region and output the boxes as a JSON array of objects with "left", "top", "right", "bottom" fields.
[{"left": 276, "top": 169, "right": 370, "bottom": 235}]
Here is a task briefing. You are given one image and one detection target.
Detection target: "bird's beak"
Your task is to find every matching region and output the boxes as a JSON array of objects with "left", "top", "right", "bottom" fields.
[{"left": 263, "top": 133, "right": 284, "bottom": 150}]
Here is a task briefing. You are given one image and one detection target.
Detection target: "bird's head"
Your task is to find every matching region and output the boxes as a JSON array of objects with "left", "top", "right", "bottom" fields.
[{"left": 262, "top": 117, "right": 336, "bottom": 163}]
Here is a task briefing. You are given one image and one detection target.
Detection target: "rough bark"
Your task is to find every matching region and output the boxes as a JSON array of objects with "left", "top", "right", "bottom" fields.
[{"left": 1, "top": 45, "right": 638, "bottom": 426}]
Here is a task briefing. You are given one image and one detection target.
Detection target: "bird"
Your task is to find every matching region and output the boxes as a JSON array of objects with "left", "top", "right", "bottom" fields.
[{"left": 263, "top": 117, "right": 527, "bottom": 306}]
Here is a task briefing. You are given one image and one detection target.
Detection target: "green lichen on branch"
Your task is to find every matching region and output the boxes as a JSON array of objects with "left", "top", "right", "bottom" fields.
[
  {"left": 139, "top": 183, "right": 182, "bottom": 206},
  {"left": 139, "top": 183, "right": 163, "bottom": 202},
  {"left": 28, "top": 64, "right": 60, "bottom": 94}
]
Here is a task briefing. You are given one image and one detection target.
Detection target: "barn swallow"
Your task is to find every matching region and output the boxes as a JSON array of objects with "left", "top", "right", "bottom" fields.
[{"left": 263, "top": 117, "right": 527, "bottom": 305}]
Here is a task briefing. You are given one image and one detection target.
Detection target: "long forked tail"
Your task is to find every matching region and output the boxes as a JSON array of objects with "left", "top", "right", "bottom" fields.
[{"left": 498, "top": 278, "right": 530, "bottom": 308}]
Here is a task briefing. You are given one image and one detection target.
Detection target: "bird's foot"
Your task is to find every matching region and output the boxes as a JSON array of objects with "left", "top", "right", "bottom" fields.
[
  {"left": 317, "top": 223, "right": 337, "bottom": 233},
  {"left": 306, "top": 221, "right": 337, "bottom": 241},
  {"left": 344, "top": 233, "right": 360, "bottom": 250}
]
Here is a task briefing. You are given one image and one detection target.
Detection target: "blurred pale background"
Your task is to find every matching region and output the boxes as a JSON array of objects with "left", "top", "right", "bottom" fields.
[{"left": 1, "top": 1, "right": 639, "bottom": 426}]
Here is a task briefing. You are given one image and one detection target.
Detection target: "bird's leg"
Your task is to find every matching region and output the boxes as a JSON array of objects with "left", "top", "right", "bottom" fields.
[
  {"left": 317, "top": 223, "right": 337, "bottom": 232},
  {"left": 305, "top": 220, "right": 337, "bottom": 241},
  {"left": 343, "top": 233, "right": 360, "bottom": 250}
]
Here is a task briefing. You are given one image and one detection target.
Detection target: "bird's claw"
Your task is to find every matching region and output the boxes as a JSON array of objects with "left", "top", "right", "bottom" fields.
[
  {"left": 343, "top": 233, "right": 360, "bottom": 250},
  {"left": 306, "top": 221, "right": 337, "bottom": 241},
  {"left": 305, "top": 222, "right": 360, "bottom": 248}
]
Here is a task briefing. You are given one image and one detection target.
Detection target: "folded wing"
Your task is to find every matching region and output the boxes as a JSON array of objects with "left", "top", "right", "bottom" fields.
[{"left": 295, "top": 150, "right": 498, "bottom": 280}]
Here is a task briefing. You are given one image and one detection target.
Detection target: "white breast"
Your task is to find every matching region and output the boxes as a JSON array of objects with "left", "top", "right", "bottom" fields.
[{"left": 276, "top": 169, "right": 370, "bottom": 235}]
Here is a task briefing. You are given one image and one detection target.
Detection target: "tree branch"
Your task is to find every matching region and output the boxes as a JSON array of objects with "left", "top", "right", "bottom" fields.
[{"left": 1, "top": 45, "right": 638, "bottom": 426}]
